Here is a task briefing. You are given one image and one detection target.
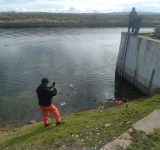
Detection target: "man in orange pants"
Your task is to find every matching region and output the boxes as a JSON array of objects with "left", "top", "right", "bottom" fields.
[{"left": 36, "top": 78, "right": 65, "bottom": 128}]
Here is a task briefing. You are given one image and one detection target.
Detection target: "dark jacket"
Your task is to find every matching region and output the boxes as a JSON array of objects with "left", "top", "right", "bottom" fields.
[
  {"left": 36, "top": 84, "right": 57, "bottom": 107},
  {"left": 128, "top": 11, "right": 138, "bottom": 29},
  {"left": 129, "top": 11, "right": 137, "bottom": 21},
  {"left": 132, "top": 16, "right": 143, "bottom": 23}
]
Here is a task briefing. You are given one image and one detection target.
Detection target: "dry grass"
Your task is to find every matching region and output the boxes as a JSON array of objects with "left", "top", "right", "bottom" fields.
[{"left": 0, "top": 13, "right": 160, "bottom": 28}]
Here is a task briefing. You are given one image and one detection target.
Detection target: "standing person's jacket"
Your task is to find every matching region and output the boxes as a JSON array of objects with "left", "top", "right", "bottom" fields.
[
  {"left": 36, "top": 84, "right": 57, "bottom": 107},
  {"left": 128, "top": 11, "right": 137, "bottom": 31},
  {"left": 129, "top": 11, "right": 137, "bottom": 21}
]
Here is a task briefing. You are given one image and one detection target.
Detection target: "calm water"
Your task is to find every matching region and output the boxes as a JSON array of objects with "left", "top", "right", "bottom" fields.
[{"left": 0, "top": 27, "right": 153, "bottom": 124}]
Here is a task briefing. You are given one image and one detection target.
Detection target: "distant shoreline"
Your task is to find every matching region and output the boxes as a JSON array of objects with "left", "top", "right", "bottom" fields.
[
  {"left": 0, "top": 23, "right": 158, "bottom": 29},
  {"left": 0, "top": 13, "right": 159, "bottom": 28},
  {"left": 0, "top": 22, "right": 129, "bottom": 28}
]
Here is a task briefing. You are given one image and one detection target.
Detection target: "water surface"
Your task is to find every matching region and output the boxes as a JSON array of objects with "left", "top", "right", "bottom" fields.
[{"left": 0, "top": 27, "right": 153, "bottom": 124}]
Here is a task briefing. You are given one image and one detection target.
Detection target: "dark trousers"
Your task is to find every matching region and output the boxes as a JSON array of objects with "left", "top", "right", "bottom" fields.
[
  {"left": 128, "top": 21, "right": 135, "bottom": 32},
  {"left": 131, "top": 23, "right": 135, "bottom": 32}
]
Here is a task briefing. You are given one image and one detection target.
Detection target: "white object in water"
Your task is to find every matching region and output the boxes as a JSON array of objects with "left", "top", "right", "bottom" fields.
[
  {"left": 70, "top": 84, "right": 73, "bottom": 87},
  {"left": 60, "top": 102, "right": 66, "bottom": 106}
]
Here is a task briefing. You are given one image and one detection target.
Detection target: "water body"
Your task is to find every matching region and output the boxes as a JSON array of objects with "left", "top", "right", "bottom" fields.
[{"left": 0, "top": 27, "right": 153, "bottom": 124}]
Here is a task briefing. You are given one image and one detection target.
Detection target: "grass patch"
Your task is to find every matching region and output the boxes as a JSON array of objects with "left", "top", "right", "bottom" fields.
[
  {"left": 128, "top": 128, "right": 160, "bottom": 150},
  {"left": 0, "top": 94, "right": 160, "bottom": 149},
  {"left": 139, "top": 33, "right": 160, "bottom": 41}
]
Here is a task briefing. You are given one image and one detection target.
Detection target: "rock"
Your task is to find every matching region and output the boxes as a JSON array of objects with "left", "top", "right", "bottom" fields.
[
  {"left": 127, "top": 121, "right": 131, "bottom": 124},
  {"left": 114, "top": 139, "right": 132, "bottom": 149},
  {"left": 99, "top": 141, "right": 118, "bottom": 150},
  {"left": 76, "top": 135, "right": 78, "bottom": 138},
  {"left": 128, "top": 128, "right": 133, "bottom": 134},
  {"left": 114, "top": 132, "right": 132, "bottom": 149},
  {"left": 107, "top": 99, "right": 114, "bottom": 102},
  {"left": 119, "top": 133, "right": 132, "bottom": 140},
  {"left": 29, "top": 120, "right": 37, "bottom": 124},
  {"left": 13, "top": 128, "right": 19, "bottom": 132},
  {"left": 104, "top": 124, "right": 111, "bottom": 127},
  {"left": 90, "top": 129, "right": 95, "bottom": 132}
]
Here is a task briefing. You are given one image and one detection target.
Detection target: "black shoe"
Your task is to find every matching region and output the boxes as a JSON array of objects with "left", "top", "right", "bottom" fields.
[
  {"left": 56, "top": 121, "right": 65, "bottom": 126},
  {"left": 45, "top": 123, "right": 51, "bottom": 128}
]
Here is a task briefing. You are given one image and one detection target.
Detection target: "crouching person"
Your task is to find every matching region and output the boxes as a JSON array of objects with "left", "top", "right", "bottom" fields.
[
  {"left": 133, "top": 16, "right": 143, "bottom": 36},
  {"left": 36, "top": 78, "right": 64, "bottom": 128}
]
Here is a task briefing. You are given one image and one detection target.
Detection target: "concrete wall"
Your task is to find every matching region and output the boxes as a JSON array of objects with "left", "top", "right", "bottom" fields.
[{"left": 116, "top": 32, "right": 160, "bottom": 95}]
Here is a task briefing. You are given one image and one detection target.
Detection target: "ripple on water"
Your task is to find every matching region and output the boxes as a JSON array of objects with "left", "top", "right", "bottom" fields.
[{"left": 0, "top": 27, "right": 153, "bottom": 123}]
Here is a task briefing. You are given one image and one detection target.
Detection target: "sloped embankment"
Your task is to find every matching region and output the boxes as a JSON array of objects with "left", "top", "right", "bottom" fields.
[{"left": 0, "top": 94, "right": 160, "bottom": 150}]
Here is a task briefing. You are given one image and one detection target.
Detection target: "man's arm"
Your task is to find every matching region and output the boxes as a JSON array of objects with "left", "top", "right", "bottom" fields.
[
  {"left": 47, "top": 86, "right": 57, "bottom": 97},
  {"left": 129, "top": 12, "right": 132, "bottom": 21},
  {"left": 51, "top": 88, "right": 57, "bottom": 96},
  {"left": 135, "top": 11, "right": 137, "bottom": 17}
]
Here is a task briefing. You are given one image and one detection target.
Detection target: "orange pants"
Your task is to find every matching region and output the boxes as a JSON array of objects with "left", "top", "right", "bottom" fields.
[{"left": 40, "top": 104, "right": 61, "bottom": 125}]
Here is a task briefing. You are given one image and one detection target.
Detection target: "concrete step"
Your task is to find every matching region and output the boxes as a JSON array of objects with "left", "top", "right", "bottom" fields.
[
  {"left": 99, "top": 142, "right": 118, "bottom": 150},
  {"left": 132, "top": 109, "right": 160, "bottom": 134}
]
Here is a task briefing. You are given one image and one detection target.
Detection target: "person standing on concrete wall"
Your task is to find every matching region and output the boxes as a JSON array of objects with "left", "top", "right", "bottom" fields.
[{"left": 128, "top": 7, "right": 137, "bottom": 32}]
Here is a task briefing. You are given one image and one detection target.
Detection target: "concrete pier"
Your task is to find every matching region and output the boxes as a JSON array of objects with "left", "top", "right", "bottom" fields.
[{"left": 116, "top": 32, "right": 160, "bottom": 95}]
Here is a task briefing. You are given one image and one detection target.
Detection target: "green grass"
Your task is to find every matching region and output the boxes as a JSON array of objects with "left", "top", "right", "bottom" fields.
[
  {"left": 139, "top": 34, "right": 160, "bottom": 41},
  {"left": 1, "top": 94, "right": 160, "bottom": 149},
  {"left": 128, "top": 128, "right": 160, "bottom": 150}
]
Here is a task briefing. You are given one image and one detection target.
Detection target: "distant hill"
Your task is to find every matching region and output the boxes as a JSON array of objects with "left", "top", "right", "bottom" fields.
[{"left": 1, "top": 12, "right": 160, "bottom": 15}]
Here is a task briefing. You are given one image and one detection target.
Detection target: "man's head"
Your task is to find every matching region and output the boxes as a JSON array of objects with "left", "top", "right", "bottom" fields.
[
  {"left": 41, "top": 78, "right": 50, "bottom": 86},
  {"left": 132, "top": 7, "right": 136, "bottom": 11}
]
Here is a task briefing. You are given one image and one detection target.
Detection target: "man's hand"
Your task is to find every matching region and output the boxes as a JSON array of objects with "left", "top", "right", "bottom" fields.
[
  {"left": 50, "top": 83, "right": 56, "bottom": 89},
  {"left": 50, "top": 84, "right": 56, "bottom": 88}
]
